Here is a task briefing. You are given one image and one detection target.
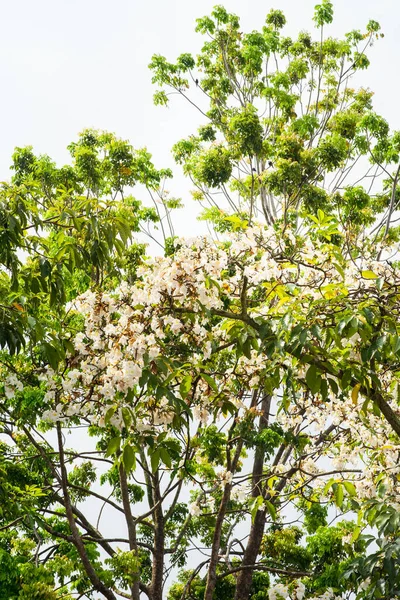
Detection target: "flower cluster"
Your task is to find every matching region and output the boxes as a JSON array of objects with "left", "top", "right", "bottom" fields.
[
  {"left": 7, "top": 224, "right": 396, "bottom": 517},
  {"left": 4, "top": 374, "right": 23, "bottom": 399}
]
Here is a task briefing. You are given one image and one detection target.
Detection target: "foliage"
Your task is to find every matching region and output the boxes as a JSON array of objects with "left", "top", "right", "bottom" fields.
[
  {"left": 345, "top": 501, "right": 400, "bottom": 599},
  {"left": 149, "top": 0, "right": 396, "bottom": 242},
  {"left": 0, "top": 129, "right": 174, "bottom": 359},
  {"left": 1, "top": 4, "right": 400, "bottom": 600}
]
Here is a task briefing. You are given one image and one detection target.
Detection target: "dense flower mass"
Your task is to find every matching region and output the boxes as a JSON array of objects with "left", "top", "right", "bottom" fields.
[
  {"left": 3, "top": 221, "right": 400, "bottom": 600},
  {"left": 40, "top": 227, "right": 388, "bottom": 392},
  {"left": 30, "top": 225, "right": 400, "bottom": 514}
]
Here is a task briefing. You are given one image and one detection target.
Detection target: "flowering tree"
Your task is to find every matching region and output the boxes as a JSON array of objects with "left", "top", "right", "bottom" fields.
[
  {"left": 149, "top": 1, "right": 397, "bottom": 246},
  {"left": 2, "top": 3, "right": 400, "bottom": 600},
  {"left": 3, "top": 221, "right": 400, "bottom": 600}
]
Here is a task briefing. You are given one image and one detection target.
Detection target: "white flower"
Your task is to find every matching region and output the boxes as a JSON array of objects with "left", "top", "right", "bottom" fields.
[
  {"left": 104, "top": 323, "right": 117, "bottom": 336},
  {"left": 207, "top": 497, "right": 216, "bottom": 513},
  {"left": 203, "top": 341, "right": 212, "bottom": 359},
  {"left": 109, "top": 412, "right": 124, "bottom": 431},
  {"left": 232, "top": 484, "right": 249, "bottom": 503},
  {"left": 220, "top": 470, "right": 233, "bottom": 486},
  {"left": 272, "top": 464, "right": 286, "bottom": 474},
  {"left": 43, "top": 390, "right": 55, "bottom": 402},
  {"left": 295, "top": 581, "right": 306, "bottom": 600},
  {"left": 42, "top": 408, "right": 62, "bottom": 423},
  {"left": 193, "top": 406, "right": 210, "bottom": 425},
  {"left": 74, "top": 332, "right": 87, "bottom": 353},
  {"left": 189, "top": 502, "right": 201, "bottom": 517},
  {"left": 359, "top": 578, "right": 371, "bottom": 591},
  {"left": 4, "top": 386, "right": 15, "bottom": 399},
  {"left": 302, "top": 458, "right": 320, "bottom": 475},
  {"left": 342, "top": 533, "right": 353, "bottom": 545},
  {"left": 249, "top": 376, "right": 260, "bottom": 388},
  {"left": 148, "top": 346, "right": 160, "bottom": 360},
  {"left": 4, "top": 374, "right": 24, "bottom": 398},
  {"left": 65, "top": 404, "right": 80, "bottom": 417},
  {"left": 348, "top": 333, "right": 361, "bottom": 347},
  {"left": 268, "top": 583, "right": 289, "bottom": 600}
]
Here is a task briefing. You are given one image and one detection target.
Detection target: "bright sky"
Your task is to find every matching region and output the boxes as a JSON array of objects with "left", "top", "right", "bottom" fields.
[
  {"left": 2, "top": 0, "right": 399, "bottom": 164},
  {"left": 1, "top": 0, "right": 398, "bottom": 234}
]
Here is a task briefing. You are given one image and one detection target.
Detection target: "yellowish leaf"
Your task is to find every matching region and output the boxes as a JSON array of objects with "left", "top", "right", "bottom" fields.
[
  {"left": 12, "top": 303, "right": 24, "bottom": 312},
  {"left": 361, "top": 270, "right": 378, "bottom": 279},
  {"left": 351, "top": 383, "right": 361, "bottom": 404}
]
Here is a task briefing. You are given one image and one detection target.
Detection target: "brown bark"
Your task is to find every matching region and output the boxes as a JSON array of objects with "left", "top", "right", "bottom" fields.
[
  {"left": 150, "top": 472, "right": 165, "bottom": 600},
  {"left": 119, "top": 463, "right": 141, "bottom": 600},
  {"left": 56, "top": 424, "right": 117, "bottom": 600},
  {"left": 371, "top": 389, "right": 400, "bottom": 437},
  {"left": 233, "top": 508, "right": 268, "bottom": 600},
  {"left": 233, "top": 419, "right": 338, "bottom": 600},
  {"left": 234, "top": 394, "right": 271, "bottom": 600},
  {"left": 204, "top": 411, "right": 247, "bottom": 600},
  {"left": 204, "top": 482, "right": 233, "bottom": 600}
]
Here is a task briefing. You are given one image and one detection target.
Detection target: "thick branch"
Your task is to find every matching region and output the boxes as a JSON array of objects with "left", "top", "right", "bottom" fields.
[
  {"left": 234, "top": 394, "right": 271, "bottom": 600},
  {"left": 119, "top": 463, "right": 141, "bottom": 600},
  {"left": 219, "top": 564, "right": 311, "bottom": 579},
  {"left": 56, "top": 424, "right": 117, "bottom": 600}
]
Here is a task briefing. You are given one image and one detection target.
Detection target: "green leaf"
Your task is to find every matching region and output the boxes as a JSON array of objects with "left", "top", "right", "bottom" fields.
[
  {"left": 39, "top": 258, "right": 52, "bottom": 279},
  {"left": 370, "top": 335, "right": 386, "bottom": 355},
  {"left": 343, "top": 481, "right": 356, "bottom": 496},
  {"left": 121, "top": 407, "right": 132, "bottom": 429},
  {"left": 106, "top": 435, "right": 121, "bottom": 457},
  {"left": 392, "top": 336, "right": 400, "bottom": 354},
  {"left": 337, "top": 315, "right": 353, "bottom": 334},
  {"left": 123, "top": 444, "right": 136, "bottom": 473},
  {"left": 306, "top": 364, "right": 321, "bottom": 394},
  {"left": 351, "top": 526, "right": 361, "bottom": 543},
  {"left": 351, "top": 383, "right": 361, "bottom": 405},
  {"left": 320, "top": 378, "right": 328, "bottom": 400},
  {"left": 328, "top": 378, "right": 339, "bottom": 395},
  {"left": 160, "top": 447, "right": 172, "bottom": 468},
  {"left": 180, "top": 374, "right": 192, "bottom": 399},
  {"left": 334, "top": 483, "right": 344, "bottom": 508},
  {"left": 363, "top": 307, "right": 374, "bottom": 324},
  {"left": 105, "top": 406, "right": 116, "bottom": 425},
  {"left": 265, "top": 499, "right": 277, "bottom": 521},
  {"left": 361, "top": 270, "right": 378, "bottom": 279},
  {"left": 242, "top": 338, "right": 252, "bottom": 359},
  {"left": 323, "top": 478, "right": 335, "bottom": 495},
  {"left": 150, "top": 449, "right": 160, "bottom": 473},
  {"left": 250, "top": 495, "right": 264, "bottom": 523},
  {"left": 43, "top": 342, "right": 60, "bottom": 371},
  {"left": 201, "top": 373, "right": 218, "bottom": 392},
  {"left": 341, "top": 369, "right": 352, "bottom": 390}
]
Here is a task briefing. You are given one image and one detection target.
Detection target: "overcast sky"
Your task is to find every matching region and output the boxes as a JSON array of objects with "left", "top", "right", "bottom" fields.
[{"left": 1, "top": 0, "right": 399, "bottom": 236}]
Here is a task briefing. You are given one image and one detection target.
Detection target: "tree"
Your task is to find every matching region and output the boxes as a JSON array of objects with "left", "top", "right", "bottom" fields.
[
  {"left": 149, "top": 1, "right": 397, "bottom": 247},
  {"left": 2, "top": 3, "right": 400, "bottom": 600},
  {"left": 0, "top": 128, "right": 176, "bottom": 359},
  {"left": 0, "top": 129, "right": 178, "bottom": 599}
]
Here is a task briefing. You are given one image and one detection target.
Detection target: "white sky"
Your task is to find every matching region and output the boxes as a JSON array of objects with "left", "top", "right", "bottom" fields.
[{"left": 1, "top": 0, "right": 400, "bottom": 237}]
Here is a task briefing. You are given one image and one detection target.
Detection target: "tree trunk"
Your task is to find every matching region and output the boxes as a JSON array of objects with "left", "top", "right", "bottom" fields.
[
  {"left": 150, "top": 473, "right": 165, "bottom": 600},
  {"left": 119, "top": 464, "right": 140, "bottom": 600},
  {"left": 204, "top": 482, "right": 232, "bottom": 600},
  {"left": 234, "top": 394, "right": 271, "bottom": 600},
  {"left": 204, "top": 417, "right": 245, "bottom": 600},
  {"left": 233, "top": 508, "right": 267, "bottom": 600}
]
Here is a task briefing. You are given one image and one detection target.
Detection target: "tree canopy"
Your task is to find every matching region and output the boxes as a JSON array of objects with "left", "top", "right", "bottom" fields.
[{"left": 2, "top": 3, "right": 400, "bottom": 600}]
